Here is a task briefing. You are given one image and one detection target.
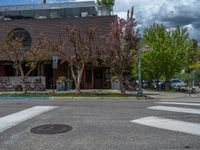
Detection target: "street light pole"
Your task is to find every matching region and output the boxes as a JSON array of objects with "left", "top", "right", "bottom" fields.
[
  {"left": 192, "top": 70, "right": 195, "bottom": 87},
  {"left": 53, "top": 68, "right": 55, "bottom": 93},
  {"left": 137, "top": 48, "right": 143, "bottom": 96}
]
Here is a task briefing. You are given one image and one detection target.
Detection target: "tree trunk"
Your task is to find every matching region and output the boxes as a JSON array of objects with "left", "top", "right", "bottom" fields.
[
  {"left": 18, "top": 65, "right": 28, "bottom": 94},
  {"left": 148, "top": 80, "right": 152, "bottom": 89},
  {"left": 21, "top": 76, "right": 28, "bottom": 94},
  {"left": 119, "top": 74, "right": 125, "bottom": 94},
  {"left": 75, "top": 78, "right": 81, "bottom": 93},
  {"left": 71, "top": 64, "right": 85, "bottom": 93},
  {"left": 165, "top": 79, "right": 170, "bottom": 90}
]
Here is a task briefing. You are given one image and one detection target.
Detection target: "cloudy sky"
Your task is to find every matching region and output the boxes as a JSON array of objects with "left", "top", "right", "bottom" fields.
[{"left": 0, "top": 0, "right": 199, "bottom": 42}]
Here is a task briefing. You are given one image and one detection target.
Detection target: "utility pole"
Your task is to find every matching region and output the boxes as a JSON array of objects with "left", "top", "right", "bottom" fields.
[
  {"left": 137, "top": 48, "right": 143, "bottom": 96},
  {"left": 53, "top": 68, "right": 55, "bottom": 93},
  {"left": 52, "top": 56, "right": 58, "bottom": 93},
  {"left": 192, "top": 70, "right": 195, "bottom": 87}
]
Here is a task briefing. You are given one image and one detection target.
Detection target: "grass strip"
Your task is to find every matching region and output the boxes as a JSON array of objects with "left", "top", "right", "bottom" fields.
[{"left": 0, "top": 92, "right": 136, "bottom": 97}]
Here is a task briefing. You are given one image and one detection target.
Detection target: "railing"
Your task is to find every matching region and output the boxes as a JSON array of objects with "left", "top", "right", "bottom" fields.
[{"left": 0, "top": 76, "right": 46, "bottom": 91}]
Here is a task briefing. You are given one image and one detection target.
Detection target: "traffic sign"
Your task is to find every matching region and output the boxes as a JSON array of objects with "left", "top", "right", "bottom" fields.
[{"left": 52, "top": 56, "right": 58, "bottom": 69}]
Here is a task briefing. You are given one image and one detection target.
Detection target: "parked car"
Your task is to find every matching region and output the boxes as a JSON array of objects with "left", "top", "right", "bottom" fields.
[
  {"left": 142, "top": 81, "right": 150, "bottom": 89},
  {"left": 152, "top": 80, "right": 163, "bottom": 89},
  {"left": 153, "top": 79, "right": 186, "bottom": 90},
  {"left": 170, "top": 79, "right": 186, "bottom": 89}
]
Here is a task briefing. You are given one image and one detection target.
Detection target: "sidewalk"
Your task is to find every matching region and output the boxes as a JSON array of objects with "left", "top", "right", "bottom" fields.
[
  {"left": 144, "top": 91, "right": 188, "bottom": 99},
  {"left": 144, "top": 87, "right": 200, "bottom": 99},
  {"left": 80, "top": 89, "right": 200, "bottom": 99}
]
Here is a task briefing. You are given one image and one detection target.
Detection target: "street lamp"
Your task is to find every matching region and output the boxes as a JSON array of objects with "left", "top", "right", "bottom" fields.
[
  {"left": 137, "top": 48, "right": 143, "bottom": 96},
  {"left": 192, "top": 70, "right": 195, "bottom": 87}
]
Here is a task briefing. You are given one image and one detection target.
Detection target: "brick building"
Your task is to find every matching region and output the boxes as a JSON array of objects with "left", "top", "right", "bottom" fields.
[{"left": 0, "top": 1, "right": 114, "bottom": 89}]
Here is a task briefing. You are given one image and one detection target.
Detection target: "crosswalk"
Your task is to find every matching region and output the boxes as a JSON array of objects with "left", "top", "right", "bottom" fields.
[
  {"left": 0, "top": 106, "right": 57, "bottom": 133},
  {"left": 131, "top": 100, "right": 200, "bottom": 136},
  {"left": 1, "top": 101, "right": 200, "bottom": 137}
]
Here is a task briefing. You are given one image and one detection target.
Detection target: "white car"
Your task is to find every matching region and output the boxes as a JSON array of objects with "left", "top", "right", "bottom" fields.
[{"left": 170, "top": 79, "right": 186, "bottom": 89}]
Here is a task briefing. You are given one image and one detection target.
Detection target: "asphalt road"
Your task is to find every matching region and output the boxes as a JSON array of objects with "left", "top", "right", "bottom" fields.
[{"left": 0, "top": 97, "right": 200, "bottom": 150}]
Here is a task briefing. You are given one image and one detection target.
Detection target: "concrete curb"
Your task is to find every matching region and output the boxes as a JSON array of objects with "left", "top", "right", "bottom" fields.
[
  {"left": 0, "top": 96, "right": 49, "bottom": 100},
  {"left": 0, "top": 96, "right": 153, "bottom": 100},
  {"left": 49, "top": 96, "right": 152, "bottom": 100},
  {"left": 1, "top": 93, "right": 199, "bottom": 100},
  {"left": 146, "top": 94, "right": 200, "bottom": 100}
]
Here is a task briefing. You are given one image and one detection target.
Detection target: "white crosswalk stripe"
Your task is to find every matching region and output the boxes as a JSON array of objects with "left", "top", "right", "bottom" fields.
[
  {"left": 131, "top": 101, "right": 200, "bottom": 136},
  {"left": 131, "top": 116, "right": 200, "bottom": 136},
  {"left": 148, "top": 105, "right": 200, "bottom": 114},
  {"left": 156, "top": 102, "right": 200, "bottom": 106},
  {"left": 160, "top": 99, "right": 200, "bottom": 103},
  {"left": 0, "top": 106, "right": 58, "bottom": 133}
]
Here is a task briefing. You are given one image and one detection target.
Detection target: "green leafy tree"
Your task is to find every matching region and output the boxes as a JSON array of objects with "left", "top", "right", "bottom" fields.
[
  {"left": 189, "top": 39, "right": 198, "bottom": 62},
  {"left": 143, "top": 24, "right": 193, "bottom": 89},
  {"left": 133, "top": 49, "right": 162, "bottom": 89},
  {"left": 189, "top": 40, "right": 200, "bottom": 69},
  {"left": 97, "top": 0, "right": 115, "bottom": 6}
]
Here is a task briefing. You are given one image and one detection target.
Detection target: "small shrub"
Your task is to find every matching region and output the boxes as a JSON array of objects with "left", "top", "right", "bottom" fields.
[
  {"left": 111, "top": 76, "right": 119, "bottom": 81},
  {"left": 58, "top": 76, "right": 69, "bottom": 81}
]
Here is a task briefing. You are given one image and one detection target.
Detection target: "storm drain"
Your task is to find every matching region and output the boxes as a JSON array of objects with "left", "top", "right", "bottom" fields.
[{"left": 31, "top": 124, "right": 73, "bottom": 134}]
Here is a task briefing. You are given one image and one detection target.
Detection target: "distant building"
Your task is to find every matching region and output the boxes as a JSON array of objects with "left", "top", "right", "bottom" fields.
[
  {"left": 0, "top": 1, "right": 115, "bottom": 90},
  {"left": 0, "top": 1, "right": 97, "bottom": 20}
]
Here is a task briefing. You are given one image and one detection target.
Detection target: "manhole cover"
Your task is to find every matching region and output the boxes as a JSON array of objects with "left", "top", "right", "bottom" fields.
[
  {"left": 31, "top": 124, "right": 73, "bottom": 134},
  {"left": 184, "top": 146, "right": 190, "bottom": 149}
]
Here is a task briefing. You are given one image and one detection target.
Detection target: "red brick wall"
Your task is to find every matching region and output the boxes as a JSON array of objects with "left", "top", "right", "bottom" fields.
[
  {"left": 0, "top": 16, "right": 116, "bottom": 61},
  {"left": 0, "top": 17, "right": 116, "bottom": 43}
]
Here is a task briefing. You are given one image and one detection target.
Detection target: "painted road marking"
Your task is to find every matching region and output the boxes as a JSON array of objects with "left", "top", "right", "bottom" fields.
[
  {"left": 156, "top": 102, "right": 200, "bottom": 106},
  {"left": 131, "top": 116, "right": 200, "bottom": 136},
  {"left": 160, "top": 99, "right": 200, "bottom": 103},
  {"left": 148, "top": 106, "right": 200, "bottom": 114},
  {"left": 0, "top": 106, "right": 57, "bottom": 133}
]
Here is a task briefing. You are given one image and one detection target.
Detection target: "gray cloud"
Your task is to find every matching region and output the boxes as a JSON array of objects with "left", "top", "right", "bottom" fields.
[{"left": 111, "top": 0, "right": 200, "bottom": 43}]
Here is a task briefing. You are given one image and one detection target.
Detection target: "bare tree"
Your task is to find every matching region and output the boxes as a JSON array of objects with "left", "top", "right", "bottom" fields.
[
  {"left": 0, "top": 33, "right": 50, "bottom": 93},
  {"left": 55, "top": 25, "right": 99, "bottom": 93},
  {"left": 101, "top": 7, "right": 139, "bottom": 94}
]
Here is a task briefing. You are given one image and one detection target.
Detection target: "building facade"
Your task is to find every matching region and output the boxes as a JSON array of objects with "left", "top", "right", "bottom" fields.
[{"left": 0, "top": 1, "right": 114, "bottom": 90}]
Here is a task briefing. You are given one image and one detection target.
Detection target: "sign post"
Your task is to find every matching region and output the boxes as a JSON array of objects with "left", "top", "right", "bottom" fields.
[
  {"left": 137, "top": 48, "right": 143, "bottom": 96},
  {"left": 52, "top": 56, "right": 58, "bottom": 93}
]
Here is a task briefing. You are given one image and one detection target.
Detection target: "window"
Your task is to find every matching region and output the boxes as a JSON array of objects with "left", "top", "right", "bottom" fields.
[
  {"left": 50, "top": 9, "right": 64, "bottom": 18},
  {"left": 7, "top": 28, "right": 32, "bottom": 49},
  {"left": 20, "top": 10, "right": 35, "bottom": 18},
  {"left": 35, "top": 9, "right": 49, "bottom": 18}
]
